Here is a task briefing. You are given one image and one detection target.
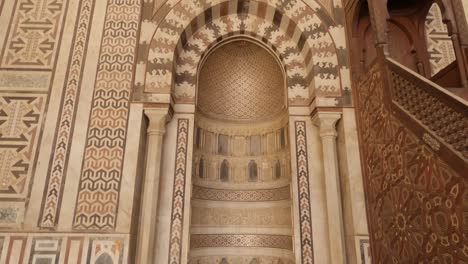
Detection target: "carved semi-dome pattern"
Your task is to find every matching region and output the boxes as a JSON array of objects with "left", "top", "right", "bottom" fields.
[{"left": 198, "top": 40, "right": 285, "bottom": 121}]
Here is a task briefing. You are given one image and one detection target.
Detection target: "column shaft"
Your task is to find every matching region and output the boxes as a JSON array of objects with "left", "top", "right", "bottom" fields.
[
  {"left": 314, "top": 112, "right": 347, "bottom": 264},
  {"left": 136, "top": 108, "right": 168, "bottom": 264}
]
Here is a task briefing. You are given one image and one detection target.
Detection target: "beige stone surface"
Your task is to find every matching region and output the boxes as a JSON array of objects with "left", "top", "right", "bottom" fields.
[
  {"left": 289, "top": 116, "right": 332, "bottom": 264},
  {"left": 337, "top": 109, "right": 370, "bottom": 264},
  {"left": 55, "top": 0, "right": 109, "bottom": 231},
  {"left": 0, "top": 0, "right": 372, "bottom": 263}
]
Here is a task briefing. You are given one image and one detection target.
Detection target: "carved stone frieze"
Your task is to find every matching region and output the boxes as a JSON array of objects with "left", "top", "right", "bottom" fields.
[
  {"left": 190, "top": 234, "right": 293, "bottom": 250},
  {"left": 192, "top": 185, "right": 291, "bottom": 202},
  {"left": 191, "top": 206, "right": 292, "bottom": 227}
]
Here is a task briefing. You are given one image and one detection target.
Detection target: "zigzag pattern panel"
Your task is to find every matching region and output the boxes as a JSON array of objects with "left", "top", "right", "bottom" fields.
[
  {"left": 1, "top": 0, "right": 68, "bottom": 69},
  {"left": 168, "top": 119, "right": 190, "bottom": 264},
  {"left": 72, "top": 0, "right": 140, "bottom": 231},
  {"left": 294, "top": 121, "right": 314, "bottom": 264},
  {"left": 39, "top": 0, "right": 96, "bottom": 229}
]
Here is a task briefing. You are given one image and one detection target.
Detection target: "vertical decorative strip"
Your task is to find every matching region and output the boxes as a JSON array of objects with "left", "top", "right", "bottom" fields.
[
  {"left": 72, "top": 0, "right": 140, "bottom": 230},
  {"left": 294, "top": 121, "right": 314, "bottom": 264},
  {"left": 168, "top": 119, "right": 189, "bottom": 264},
  {"left": 39, "top": 0, "right": 96, "bottom": 229}
]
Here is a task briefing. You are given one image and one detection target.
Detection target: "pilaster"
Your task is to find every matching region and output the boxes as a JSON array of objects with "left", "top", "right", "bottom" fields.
[
  {"left": 313, "top": 112, "right": 347, "bottom": 264},
  {"left": 136, "top": 107, "right": 169, "bottom": 264}
]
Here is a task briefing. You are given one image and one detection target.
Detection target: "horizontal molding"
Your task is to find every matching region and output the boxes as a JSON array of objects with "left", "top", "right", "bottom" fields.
[
  {"left": 189, "top": 248, "right": 295, "bottom": 260},
  {"left": 192, "top": 185, "right": 291, "bottom": 202},
  {"left": 190, "top": 227, "right": 293, "bottom": 236},
  {"left": 193, "top": 180, "right": 290, "bottom": 191},
  {"left": 191, "top": 199, "right": 291, "bottom": 208},
  {"left": 190, "top": 234, "right": 293, "bottom": 250}
]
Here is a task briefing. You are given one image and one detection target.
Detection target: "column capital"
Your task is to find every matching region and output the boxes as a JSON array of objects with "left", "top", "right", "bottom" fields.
[
  {"left": 144, "top": 108, "right": 169, "bottom": 135},
  {"left": 312, "top": 112, "right": 342, "bottom": 138}
]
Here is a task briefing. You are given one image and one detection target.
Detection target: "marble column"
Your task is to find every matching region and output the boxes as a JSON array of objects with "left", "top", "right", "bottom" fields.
[
  {"left": 313, "top": 112, "right": 347, "bottom": 264},
  {"left": 136, "top": 108, "right": 168, "bottom": 264}
]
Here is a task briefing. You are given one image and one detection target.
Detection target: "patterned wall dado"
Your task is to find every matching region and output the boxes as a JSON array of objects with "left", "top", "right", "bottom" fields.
[
  {"left": 425, "top": 3, "right": 456, "bottom": 75},
  {"left": 39, "top": 0, "right": 96, "bottom": 229},
  {"left": 192, "top": 185, "right": 291, "bottom": 202},
  {"left": 29, "top": 237, "right": 62, "bottom": 263},
  {"left": 168, "top": 119, "right": 190, "bottom": 264},
  {"left": 190, "top": 234, "right": 293, "bottom": 250},
  {"left": 1, "top": 0, "right": 68, "bottom": 69},
  {"left": 72, "top": 0, "right": 140, "bottom": 231},
  {"left": 294, "top": 121, "right": 314, "bottom": 264},
  {"left": 191, "top": 206, "right": 292, "bottom": 227},
  {"left": 356, "top": 62, "right": 468, "bottom": 263},
  {"left": 0, "top": 233, "right": 128, "bottom": 263}
]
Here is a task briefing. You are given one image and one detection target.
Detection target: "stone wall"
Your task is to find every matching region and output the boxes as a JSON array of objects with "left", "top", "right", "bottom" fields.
[{"left": 0, "top": 0, "right": 143, "bottom": 262}]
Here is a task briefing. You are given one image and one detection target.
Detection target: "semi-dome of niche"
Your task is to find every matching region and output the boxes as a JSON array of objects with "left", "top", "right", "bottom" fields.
[{"left": 197, "top": 39, "right": 285, "bottom": 122}]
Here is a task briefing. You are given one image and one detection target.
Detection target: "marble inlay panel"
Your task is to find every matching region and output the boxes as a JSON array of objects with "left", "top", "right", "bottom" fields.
[
  {"left": 0, "top": 94, "right": 47, "bottom": 202},
  {"left": 191, "top": 206, "right": 292, "bottom": 227},
  {"left": 1, "top": 0, "right": 68, "bottom": 69},
  {"left": 192, "top": 185, "right": 291, "bottom": 202},
  {"left": 190, "top": 234, "right": 293, "bottom": 250}
]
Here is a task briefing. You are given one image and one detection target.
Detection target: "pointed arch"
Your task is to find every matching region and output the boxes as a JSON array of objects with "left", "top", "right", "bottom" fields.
[
  {"left": 218, "top": 134, "right": 229, "bottom": 155},
  {"left": 198, "top": 158, "right": 205, "bottom": 179},
  {"left": 280, "top": 127, "right": 287, "bottom": 149},
  {"left": 250, "top": 135, "right": 262, "bottom": 156},
  {"left": 95, "top": 253, "right": 113, "bottom": 264},
  {"left": 196, "top": 126, "right": 203, "bottom": 148},
  {"left": 249, "top": 160, "right": 258, "bottom": 182},
  {"left": 220, "top": 160, "right": 229, "bottom": 182},
  {"left": 275, "top": 160, "right": 282, "bottom": 179},
  {"left": 249, "top": 258, "right": 259, "bottom": 264}
]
